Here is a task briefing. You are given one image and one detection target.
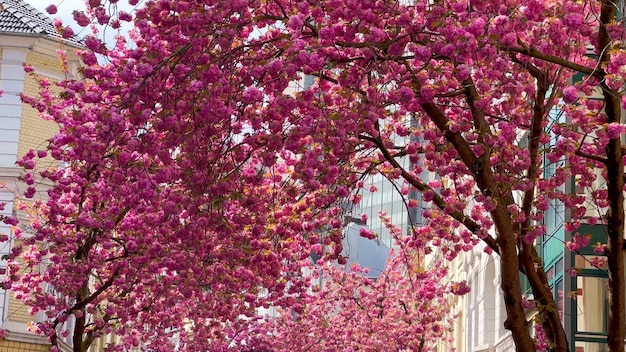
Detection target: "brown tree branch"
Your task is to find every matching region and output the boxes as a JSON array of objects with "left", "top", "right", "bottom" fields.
[
  {"left": 505, "top": 46, "right": 600, "bottom": 78},
  {"left": 358, "top": 134, "right": 500, "bottom": 255},
  {"left": 404, "top": 63, "right": 538, "bottom": 351},
  {"left": 514, "top": 62, "right": 569, "bottom": 351}
]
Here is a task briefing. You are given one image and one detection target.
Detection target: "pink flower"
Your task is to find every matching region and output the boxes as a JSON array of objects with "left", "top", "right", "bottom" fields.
[
  {"left": 310, "top": 243, "right": 322, "bottom": 255},
  {"left": 118, "top": 11, "right": 133, "bottom": 22},
  {"left": 24, "top": 187, "right": 36, "bottom": 199},
  {"left": 288, "top": 14, "right": 304, "bottom": 30},
  {"left": 451, "top": 281, "right": 471, "bottom": 295},
  {"left": 336, "top": 186, "right": 349, "bottom": 197},
  {"left": 420, "top": 85, "right": 435, "bottom": 102},
  {"left": 359, "top": 227, "right": 376, "bottom": 240},
  {"left": 81, "top": 52, "right": 98, "bottom": 66},
  {"left": 563, "top": 13, "right": 584, "bottom": 28},
  {"left": 45, "top": 4, "right": 57, "bottom": 14},
  {"left": 22, "top": 160, "right": 35, "bottom": 169},
  {"left": 468, "top": 18, "right": 485, "bottom": 36},
  {"left": 73, "top": 11, "right": 91, "bottom": 27},
  {"left": 398, "top": 86, "right": 414, "bottom": 101},
  {"left": 607, "top": 123, "right": 625, "bottom": 139},
  {"left": 593, "top": 242, "right": 607, "bottom": 254},
  {"left": 507, "top": 204, "right": 519, "bottom": 214},
  {"left": 455, "top": 65, "right": 470, "bottom": 81},
  {"left": 562, "top": 86, "right": 578, "bottom": 103},
  {"left": 242, "top": 87, "right": 263, "bottom": 103},
  {"left": 521, "top": 297, "right": 535, "bottom": 310},
  {"left": 589, "top": 256, "right": 607, "bottom": 269},
  {"left": 61, "top": 26, "right": 75, "bottom": 39},
  {"left": 534, "top": 323, "right": 549, "bottom": 351}
]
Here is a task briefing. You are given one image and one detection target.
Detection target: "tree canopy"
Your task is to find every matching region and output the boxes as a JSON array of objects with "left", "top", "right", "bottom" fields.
[{"left": 2, "top": 0, "right": 626, "bottom": 351}]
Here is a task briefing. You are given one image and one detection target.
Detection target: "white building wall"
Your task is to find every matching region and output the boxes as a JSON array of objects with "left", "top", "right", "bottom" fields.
[
  {"left": 0, "top": 46, "right": 29, "bottom": 326},
  {"left": 0, "top": 48, "right": 26, "bottom": 168},
  {"left": 465, "top": 247, "right": 512, "bottom": 352}
]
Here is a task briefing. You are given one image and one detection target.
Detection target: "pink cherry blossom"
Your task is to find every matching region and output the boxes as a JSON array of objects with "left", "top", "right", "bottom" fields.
[
  {"left": 562, "top": 86, "right": 578, "bottom": 103},
  {"left": 45, "top": 4, "right": 57, "bottom": 15}
]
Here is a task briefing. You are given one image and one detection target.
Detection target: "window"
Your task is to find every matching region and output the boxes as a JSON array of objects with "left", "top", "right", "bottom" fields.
[
  {"left": 573, "top": 253, "right": 609, "bottom": 347},
  {"left": 575, "top": 275, "right": 608, "bottom": 334}
]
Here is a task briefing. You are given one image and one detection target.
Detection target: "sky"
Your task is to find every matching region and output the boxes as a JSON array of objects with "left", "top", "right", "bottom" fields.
[
  {"left": 31, "top": 0, "right": 136, "bottom": 46},
  {"left": 31, "top": 0, "right": 84, "bottom": 22}
]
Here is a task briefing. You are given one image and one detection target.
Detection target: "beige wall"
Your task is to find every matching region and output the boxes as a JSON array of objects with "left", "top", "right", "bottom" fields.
[
  {"left": 17, "top": 68, "right": 60, "bottom": 161},
  {"left": 0, "top": 340, "right": 49, "bottom": 352}
]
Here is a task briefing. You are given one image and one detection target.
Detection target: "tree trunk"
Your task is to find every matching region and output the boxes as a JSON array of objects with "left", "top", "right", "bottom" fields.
[
  {"left": 601, "top": 81, "right": 625, "bottom": 352},
  {"left": 599, "top": 1, "right": 626, "bottom": 350},
  {"left": 497, "top": 225, "right": 538, "bottom": 351}
]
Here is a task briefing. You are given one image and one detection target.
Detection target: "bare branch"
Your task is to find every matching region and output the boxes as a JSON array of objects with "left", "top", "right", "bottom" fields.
[
  {"left": 359, "top": 134, "right": 500, "bottom": 255},
  {"left": 505, "top": 46, "right": 600, "bottom": 78}
]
